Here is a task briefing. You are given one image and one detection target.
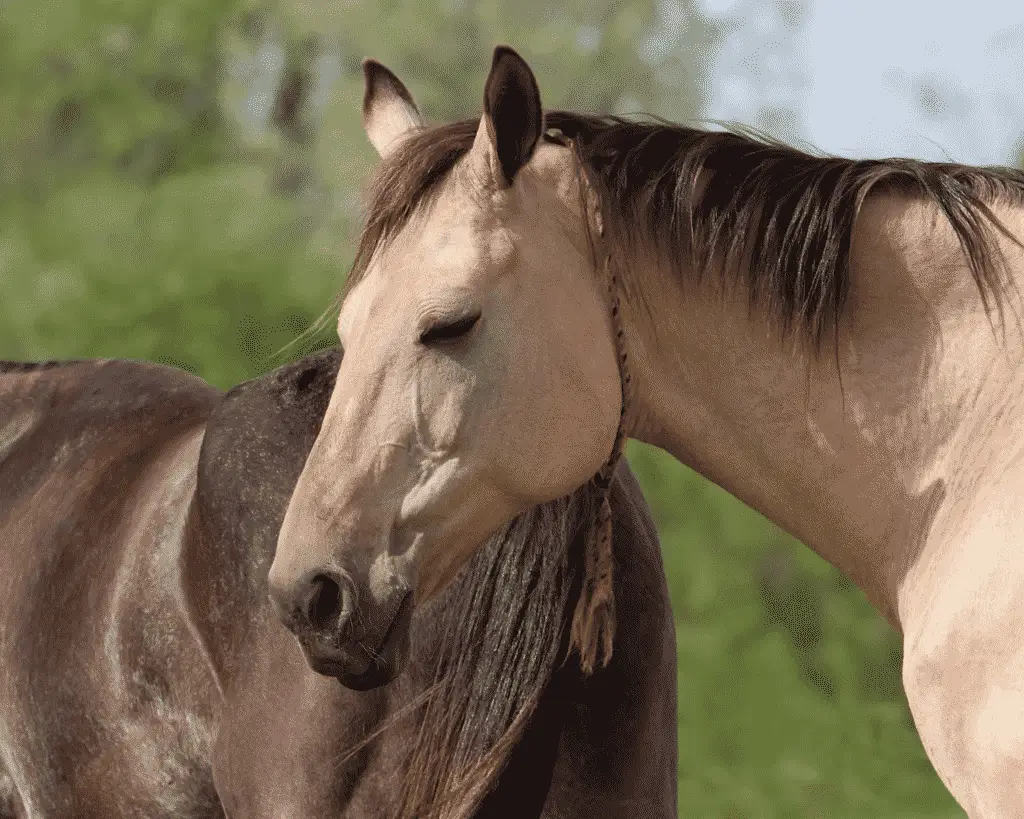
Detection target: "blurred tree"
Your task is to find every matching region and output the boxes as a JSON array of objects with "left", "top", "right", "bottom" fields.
[
  {"left": 0, "top": 0, "right": 725, "bottom": 383},
  {"left": 0, "top": 0, "right": 237, "bottom": 193},
  {"left": 0, "top": 0, "right": 339, "bottom": 382}
]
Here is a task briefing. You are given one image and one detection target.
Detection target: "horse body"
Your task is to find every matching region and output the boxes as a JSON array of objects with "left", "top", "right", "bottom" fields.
[
  {"left": 623, "top": 186, "right": 1024, "bottom": 818},
  {"left": 305, "top": 47, "right": 1024, "bottom": 816},
  {"left": 0, "top": 352, "right": 677, "bottom": 818},
  {"left": 0, "top": 360, "right": 221, "bottom": 818}
]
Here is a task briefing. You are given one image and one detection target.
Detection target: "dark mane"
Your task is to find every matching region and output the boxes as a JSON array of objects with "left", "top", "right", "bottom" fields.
[
  {"left": 396, "top": 482, "right": 602, "bottom": 819},
  {"left": 0, "top": 360, "right": 87, "bottom": 373},
  {"left": 346, "top": 112, "right": 1024, "bottom": 348}
]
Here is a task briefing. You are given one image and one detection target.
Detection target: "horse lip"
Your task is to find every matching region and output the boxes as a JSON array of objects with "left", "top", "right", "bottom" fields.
[{"left": 323, "top": 590, "right": 414, "bottom": 690}]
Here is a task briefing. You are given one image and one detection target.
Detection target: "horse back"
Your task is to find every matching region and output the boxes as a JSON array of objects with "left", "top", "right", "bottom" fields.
[{"left": 0, "top": 359, "right": 224, "bottom": 817}]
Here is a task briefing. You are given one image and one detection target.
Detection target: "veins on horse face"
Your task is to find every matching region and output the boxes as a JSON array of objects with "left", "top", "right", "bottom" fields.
[{"left": 408, "top": 374, "right": 449, "bottom": 464}]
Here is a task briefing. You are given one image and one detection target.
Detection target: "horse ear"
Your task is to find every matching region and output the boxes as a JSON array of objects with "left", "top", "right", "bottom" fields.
[
  {"left": 361, "top": 58, "right": 424, "bottom": 158},
  {"left": 468, "top": 45, "right": 543, "bottom": 188}
]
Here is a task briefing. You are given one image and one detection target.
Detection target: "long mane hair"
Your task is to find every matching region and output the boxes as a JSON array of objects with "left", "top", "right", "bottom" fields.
[
  {"left": 344, "top": 112, "right": 1024, "bottom": 352},
  {"left": 394, "top": 483, "right": 603, "bottom": 819}
]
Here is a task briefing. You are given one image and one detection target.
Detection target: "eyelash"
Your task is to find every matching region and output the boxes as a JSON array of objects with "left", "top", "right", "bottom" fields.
[{"left": 418, "top": 313, "right": 481, "bottom": 346}]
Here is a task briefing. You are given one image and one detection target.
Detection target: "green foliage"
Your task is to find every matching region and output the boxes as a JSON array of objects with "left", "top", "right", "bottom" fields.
[
  {"left": 0, "top": 0, "right": 965, "bottom": 815},
  {"left": 0, "top": 165, "right": 337, "bottom": 384}
]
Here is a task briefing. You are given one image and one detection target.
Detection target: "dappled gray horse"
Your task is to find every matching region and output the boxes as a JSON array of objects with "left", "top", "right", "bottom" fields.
[{"left": 0, "top": 349, "right": 676, "bottom": 818}]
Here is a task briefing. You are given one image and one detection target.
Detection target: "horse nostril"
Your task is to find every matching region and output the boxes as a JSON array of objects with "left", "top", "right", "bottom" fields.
[
  {"left": 304, "top": 572, "right": 355, "bottom": 641},
  {"left": 306, "top": 573, "right": 339, "bottom": 630}
]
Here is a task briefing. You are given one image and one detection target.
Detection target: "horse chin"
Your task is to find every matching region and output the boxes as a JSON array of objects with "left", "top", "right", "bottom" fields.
[{"left": 336, "top": 659, "right": 402, "bottom": 691}]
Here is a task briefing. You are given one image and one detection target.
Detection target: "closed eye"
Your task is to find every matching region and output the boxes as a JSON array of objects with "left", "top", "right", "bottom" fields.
[{"left": 418, "top": 313, "right": 481, "bottom": 346}]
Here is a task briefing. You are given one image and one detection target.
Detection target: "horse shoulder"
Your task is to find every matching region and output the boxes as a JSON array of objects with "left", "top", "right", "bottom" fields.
[{"left": 901, "top": 473, "right": 1024, "bottom": 817}]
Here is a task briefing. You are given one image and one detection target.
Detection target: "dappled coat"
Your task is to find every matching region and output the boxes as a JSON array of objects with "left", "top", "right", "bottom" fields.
[{"left": 0, "top": 348, "right": 677, "bottom": 818}]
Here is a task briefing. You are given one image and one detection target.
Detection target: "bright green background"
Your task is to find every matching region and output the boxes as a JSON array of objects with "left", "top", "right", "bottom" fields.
[{"left": 0, "top": 1, "right": 978, "bottom": 815}]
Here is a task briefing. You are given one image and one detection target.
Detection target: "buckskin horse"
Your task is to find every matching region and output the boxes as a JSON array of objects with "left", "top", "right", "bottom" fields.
[
  {"left": 0, "top": 348, "right": 676, "bottom": 818},
  {"left": 270, "top": 46, "right": 1024, "bottom": 817}
]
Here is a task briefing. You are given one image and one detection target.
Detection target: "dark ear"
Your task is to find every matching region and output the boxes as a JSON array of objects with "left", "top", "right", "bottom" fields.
[
  {"left": 361, "top": 58, "right": 424, "bottom": 158},
  {"left": 468, "top": 46, "right": 543, "bottom": 188}
]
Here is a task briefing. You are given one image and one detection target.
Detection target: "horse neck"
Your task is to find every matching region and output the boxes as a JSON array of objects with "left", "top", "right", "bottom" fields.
[{"left": 620, "top": 193, "right": 1024, "bottom": 629}]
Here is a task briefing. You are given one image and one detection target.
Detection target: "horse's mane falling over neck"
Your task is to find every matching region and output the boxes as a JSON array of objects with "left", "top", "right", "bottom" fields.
[
  {"left": 343, "top": 111, "right": 1024, "bottom": 352},
  {"left": 396, "top": 482, "right": 603, "bottom": 819}
]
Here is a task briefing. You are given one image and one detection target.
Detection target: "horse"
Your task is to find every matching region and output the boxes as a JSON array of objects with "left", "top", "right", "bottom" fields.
[
  {"left": 0, "top": 348, "right": 677, "bottom": 818},
  {"left": 268, "top": 44, "right": 1024, "bottom": 817}
]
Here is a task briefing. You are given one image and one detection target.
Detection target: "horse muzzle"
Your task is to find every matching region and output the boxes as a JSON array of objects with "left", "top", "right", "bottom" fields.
[{"left": 271, "top": 569, "right": 414, "bottom": 690}]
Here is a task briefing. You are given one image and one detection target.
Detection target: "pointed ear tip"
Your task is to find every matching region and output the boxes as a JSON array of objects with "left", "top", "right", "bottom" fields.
[
  {"left": 488, "top": 46, "right": 539, "bottom": 95},
  {"left": 362, "top": 58, "right": 384, "bottom": 82},
  {"left": 492, "top": 44, "right": 524, "bottom": 65},
  {"left": 361, "top": 59, "right": 420, "bottom": 114}
]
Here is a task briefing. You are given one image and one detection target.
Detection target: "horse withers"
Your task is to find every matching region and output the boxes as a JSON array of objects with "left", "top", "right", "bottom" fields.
[{"left": 0, "top": 349, "right": 676, "bottom": 818}]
